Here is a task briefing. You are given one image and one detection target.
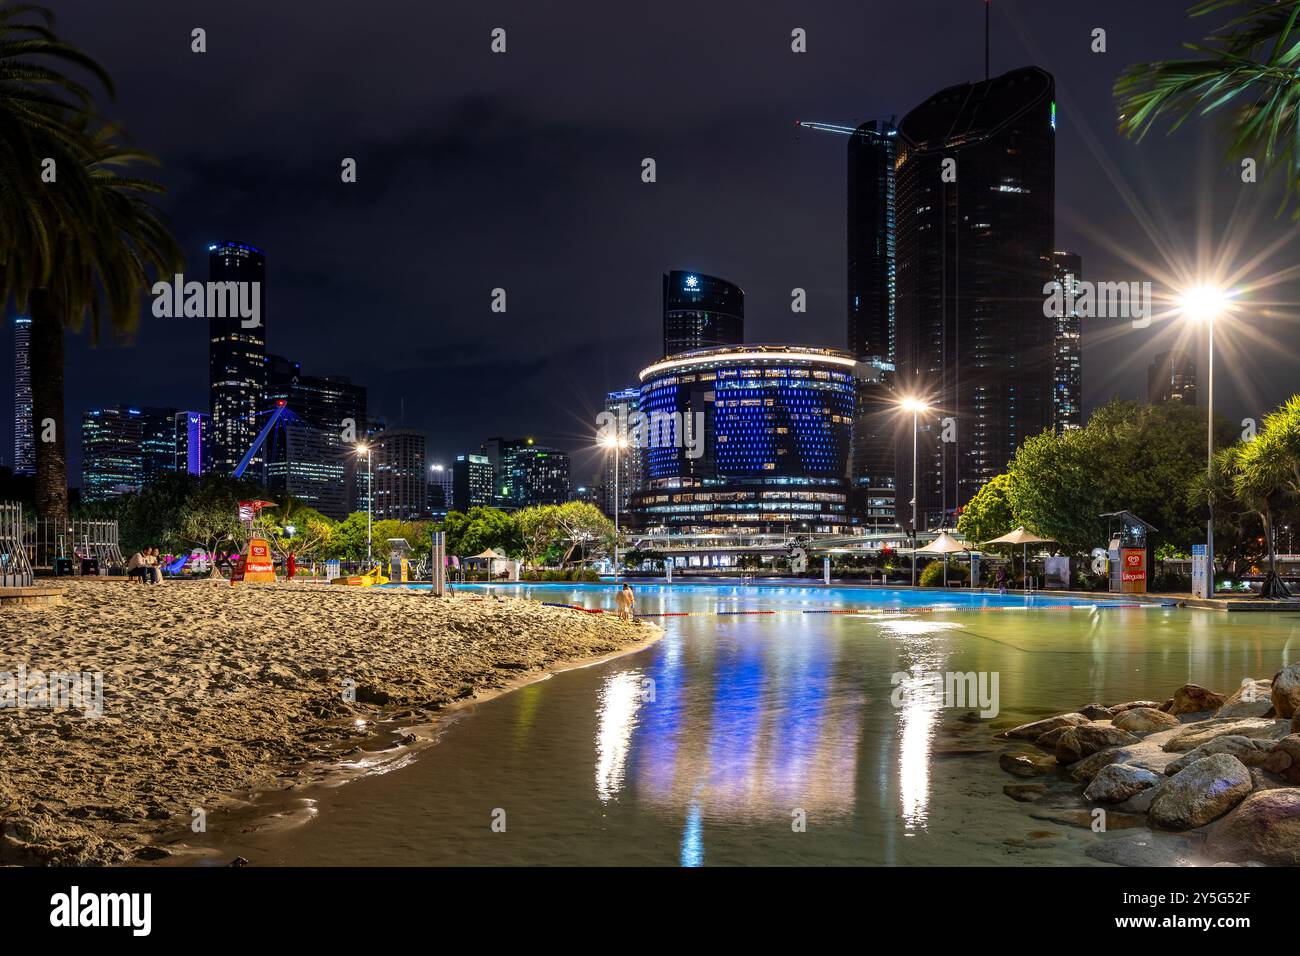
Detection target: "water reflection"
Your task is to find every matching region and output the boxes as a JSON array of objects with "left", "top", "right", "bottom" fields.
[{"left": 594, "top": 671, "right": 643, "bottom": 802}]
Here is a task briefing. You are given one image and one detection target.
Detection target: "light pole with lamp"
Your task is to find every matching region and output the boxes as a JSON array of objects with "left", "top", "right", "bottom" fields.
[
  {"left": 356, "top": 443, "right": 373, "bottom": 567},
  {"left": 599, "top": 433, "right": 629, "bottom": 579},
  {"left": 1180, "top": 285, "right": 1231, "bottom": 594},
  {"left": 900, "top": 397, "right": 932, "bottom": 586}
]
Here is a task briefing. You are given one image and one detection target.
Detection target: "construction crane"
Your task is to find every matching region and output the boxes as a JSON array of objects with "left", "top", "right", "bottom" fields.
[{"left": 232, "top": 399, "right": 298, "bottom": 479}]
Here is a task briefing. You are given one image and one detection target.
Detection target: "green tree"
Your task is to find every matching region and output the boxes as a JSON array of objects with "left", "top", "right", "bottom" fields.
[
  {"left": 956, "top": 473, "right": 1015, "bottom": 545},
  {"left": 0, "top": 8, "right": 182, "bottom": 526},
  {"left": 1115, "top": 0, "right": 1300, "bottom": 213},
  {"left": 551, "top": 501, "right": 616, "bottom": 566},
  {"left": 440, "top": 507, "right": 521, "bottom": 558},
  {"left": 515, "top": 505, "right": 560, "bottom": 568}
]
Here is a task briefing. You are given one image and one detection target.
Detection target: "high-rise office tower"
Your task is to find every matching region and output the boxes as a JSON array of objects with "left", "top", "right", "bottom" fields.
[
  {"left": 208, "top": 241, "right": 267, "bottom": 476},
  {"left": 1050, "top": 251, "right": 1083, "bottom": 432},
  {"left": 173, "top": 411, "right": 210, "bottom": 476},
  {"left": 603, "top": 388, "right": 644, "bottom": 519},
  {"left": 81, "top": 405, "right": 178, "bottom": 502},
  {"left": 428, "top": 463, "right": 454, "bottom": 517},
  {"left": 847, "top": 121, "right": 897, "bottom": 363},
  {"left": 1148, "top": 351, "right": 1197, "bottom": 406},
  {"left": 846, "top": 121, "right": 900, "bottom": 529},
  {"left": 12, "top": 315, "right": 33, "bottom": 475},
  {"left": 373, "top": 429, "right": 427, "bottom": 520},
  {"left": 265, "top": 355, "right": 368, "bottom": 518},
  {"left": 662, "top": 271, "right": 744, "bottom": 357},
  {"left": 894, "top": 66, "right": 1056, "bottom": 531},
  {"left": 511, "top": 444, "right": 570, "bottom": 508},
  {"left": 452, "top": 454, "right": 493, "bottom": 512}
]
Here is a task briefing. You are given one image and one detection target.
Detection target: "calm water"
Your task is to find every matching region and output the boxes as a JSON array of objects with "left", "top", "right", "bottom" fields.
[{"left": 192, "top": 583, "right": 1300, "bottom": 866}]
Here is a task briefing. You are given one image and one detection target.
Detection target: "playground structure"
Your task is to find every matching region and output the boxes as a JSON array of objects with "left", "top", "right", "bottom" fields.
[
  {"left": 1, "top": 502, "right": 34, "bottom": 587},
  {"left": 387, "top": 538, "right": 411, "bottom": 583},
  {"left": 25, "top": 517, "right": 124, "bottom": 574}
]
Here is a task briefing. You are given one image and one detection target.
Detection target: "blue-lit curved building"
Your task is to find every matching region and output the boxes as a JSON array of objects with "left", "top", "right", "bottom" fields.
[{"left": 630, "top": 346, "right": 858, "bottom": 533}]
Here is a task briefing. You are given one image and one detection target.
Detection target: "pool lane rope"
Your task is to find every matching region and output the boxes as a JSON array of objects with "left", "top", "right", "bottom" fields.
[{"left": 539, "top": 601, "right": 1167, "bottom": 618}]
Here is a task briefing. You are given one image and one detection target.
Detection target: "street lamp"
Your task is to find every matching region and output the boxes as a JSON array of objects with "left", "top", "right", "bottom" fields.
[
  {"left": 356, "top": 443, "right": 373, "bottom": 567},
  {"left": 899, "top": 397, "right": 932, "bottom": 586},
  {"left": 598, "top": 432, "right": 629, "bottom": 580},
  {"left": 1179, "top": 284, "right": 1233, "bottom": 593}
]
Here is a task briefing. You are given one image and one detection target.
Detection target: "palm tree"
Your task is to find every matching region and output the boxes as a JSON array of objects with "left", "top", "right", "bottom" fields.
[
  {"left": 0, "top": 5, "right": 181, "bottom": 526},
  {"left": 1115, "top": 0, "right": 1300, "bottom": 213}
]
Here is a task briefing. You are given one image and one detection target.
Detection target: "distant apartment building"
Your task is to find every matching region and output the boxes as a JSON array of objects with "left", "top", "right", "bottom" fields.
[
  {"left": 208, "top": 241, "right": 267, "bottom": 476},
  {"left": 173, "top": 411, "right": 210, "bottom": 476},
  {"left": 12, "top": 315, "right": 33, "bottom": 475},
  {"left": 603, "top": 388, "right": 644, "bottom": 519},
  {"left": 373, "top": 429, "right": 427, "bottom": 520},
  {"left": 511, "top": 444, "right": 570, "bottom": 508},
  {"left": 81, "top": 405, "right": 178, "bottom": 502},
  {"left": 1051, "top": 252, "right": 1083, "bottom": 432},
  {"left": 1148, "top": 351, "right": 1197, "bottom": 406},
  {"left": 453, "top": 453, "right": 493, "bottom": 512},
  {"left": 428, "top": 463, "right": 454, "bottom": 517},
  {"left": 264, "top": 355, "right": 367, "bottom": 519}
]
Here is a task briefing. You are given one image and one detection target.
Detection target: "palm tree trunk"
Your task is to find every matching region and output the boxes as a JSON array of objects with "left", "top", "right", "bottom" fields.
[
  {"left": 29, "top": 290, "right": 68, "bottom": 528},
  {"left": 1261, "top": 509, "right": 1291, "bottom": 599}
]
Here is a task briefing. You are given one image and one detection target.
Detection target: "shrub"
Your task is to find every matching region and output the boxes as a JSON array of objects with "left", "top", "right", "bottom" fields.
[{"left": 919, "top": 560, "right": 969, "bottom": 587}]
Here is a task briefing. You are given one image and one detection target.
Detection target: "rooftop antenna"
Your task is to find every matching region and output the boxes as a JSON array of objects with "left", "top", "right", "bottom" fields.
[{"left": 985, "top": 0, "right": 990, "bottom": 81}]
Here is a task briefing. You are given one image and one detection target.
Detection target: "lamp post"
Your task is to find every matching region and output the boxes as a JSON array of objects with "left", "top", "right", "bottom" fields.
[
  {"left": 1180, "top": 285, "right": 1230, "bottom": 594},
  {"left": 356, "top": 443, "right": 372, "bottom": 566},
  {"left": 599, "top": 433, "right": 628, "bottom": 580},
  {"left": 900, "top": 397, "right": 932, "bottom": 586}
]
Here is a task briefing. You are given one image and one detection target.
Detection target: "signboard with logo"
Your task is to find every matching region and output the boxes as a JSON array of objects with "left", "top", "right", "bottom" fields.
[
  {"left": 1120, "top": 548, "right": 1146, "bottom": 593},
  {"left": 242, "top": 538, "right": 276, "bottom": 583},
  {"left": 1191, "top": 543, "right": 1208, "bottom": 599}
]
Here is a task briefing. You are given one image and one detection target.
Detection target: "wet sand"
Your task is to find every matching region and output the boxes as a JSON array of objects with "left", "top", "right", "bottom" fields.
[{"left": 0, "top": 578, "right": 658, "bottom": 865}]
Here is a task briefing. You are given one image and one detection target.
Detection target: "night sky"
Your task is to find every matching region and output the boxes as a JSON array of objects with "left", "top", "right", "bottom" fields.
[{"left": 5, "top": 0, "right": 1299, "bottom": 486}]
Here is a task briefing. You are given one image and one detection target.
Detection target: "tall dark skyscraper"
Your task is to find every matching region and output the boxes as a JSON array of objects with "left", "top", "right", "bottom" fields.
[
  {"left": 894, "top": 66, "right": 1056, "bottom": 531},
  {"left": 662, "top": 270, "right": 744, "bottom": 357},
  {"left": 1051, "top": 251, "right": 1083, "bottom": 432},
  {"left": 208, "top": 241, "right": 266, "bottom": 476},
  {"left": 847, "top": 121, "right": 897, "bottom": 363},
  {"left": 846, "top": 121, "right": 900, "bottom": 529},
  {"left": 12, "top": 315, "right": 33, "bottom": 475}
]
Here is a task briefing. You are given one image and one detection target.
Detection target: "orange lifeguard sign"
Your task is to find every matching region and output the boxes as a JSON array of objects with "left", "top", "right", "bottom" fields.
[{"left": 242, "top": 538, "right": 276, "bottom": 583}]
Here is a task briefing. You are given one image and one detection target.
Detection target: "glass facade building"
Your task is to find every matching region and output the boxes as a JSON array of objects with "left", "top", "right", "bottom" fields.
[
  {"left": 453, "top": 453, "right": 493, "bottom": 512},
  {"left": 81, "top": 405, "right": 178, "bottom": 502},
  {"left": 373, "top": 429, "right": 428, "bottom": 520},
  {"left": 894, "top": 66, "right": 1056, "bottom": 531},
  {"left": 662, "top": 271, "right": 744, "bottom": 357},
  {"left": 603, "top": 387, "right": 644, "bottom": 519},
  {"left": 630, "top": 346, "right": 858, "bottom": 533},
  {"left": 1051, "top": 251, "right": 1083, "bottom": 432},
  {"left": 12, "top": 316, "right": 33, "bottom": 475},
  {"left": 208, "top": 241, "right": 267, "bottom": 476}
]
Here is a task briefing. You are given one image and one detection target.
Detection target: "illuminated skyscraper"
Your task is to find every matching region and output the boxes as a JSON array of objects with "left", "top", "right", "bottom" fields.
[
  {"left": 662, "top": 271, "right": 744, "bottom": 357},
  {"left": 603, "top": 387, "right": 644, "bottom": 519},
  {"left": 1050, "top": 251, "right": 1083, "bottom": 432},
  {"left": 12, "top": 315, "right": 33, "bottom": 475},
  {"left": 81, "top": 405, "right": 178, "bottom": 502},
  {"left": 373, "top": 429, "right": 427, "bottom": 520},
  {"left": 453, "top": 453, "right": 493, "bottom": 512},
  {"left": 208, "top": 241, "right": 266, "bottom": 476},
  {"left": 894, "top": 66, "right": 1056, "bottom": 530},
  {"left": 1148, "top": 351, "right": 1197, "bottom": 406}
]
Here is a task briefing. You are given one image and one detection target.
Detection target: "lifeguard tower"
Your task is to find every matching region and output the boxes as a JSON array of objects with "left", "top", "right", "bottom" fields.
[{"left": 1100, "top": 511, "right": 1156, "bottom": 594}]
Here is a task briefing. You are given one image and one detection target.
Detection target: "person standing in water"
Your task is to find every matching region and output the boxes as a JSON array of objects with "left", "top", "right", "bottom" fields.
[{"left": 615, "top": 582, "right": 637, "bottom": 622}]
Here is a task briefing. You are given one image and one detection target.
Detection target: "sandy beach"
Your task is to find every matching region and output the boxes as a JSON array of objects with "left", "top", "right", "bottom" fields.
[{"left": 0, "top": 579, "right": 659, "bottom": 865}]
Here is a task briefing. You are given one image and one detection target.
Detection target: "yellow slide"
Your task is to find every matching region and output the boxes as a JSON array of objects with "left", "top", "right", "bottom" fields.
[{"left": 330, "top": 566, "right": 390, "bottom": 587}]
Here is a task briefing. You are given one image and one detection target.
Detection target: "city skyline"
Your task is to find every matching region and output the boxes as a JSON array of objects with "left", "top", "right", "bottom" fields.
[{"left": 2, "top": 0, "right": 1298, "bottom": 491}]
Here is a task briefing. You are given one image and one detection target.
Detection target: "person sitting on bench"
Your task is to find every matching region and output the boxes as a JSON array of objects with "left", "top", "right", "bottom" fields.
[{"left": 126, "top": 551, "right": 150, "bottom": 583}]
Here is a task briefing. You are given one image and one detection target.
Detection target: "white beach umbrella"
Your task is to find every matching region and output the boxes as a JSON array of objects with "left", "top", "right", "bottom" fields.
[
  {"left": 981, "top": 527, "right": 1055, "bottom": 592},
  {"left": 916, "top": 531, "right": 971, "bottom": 587}
]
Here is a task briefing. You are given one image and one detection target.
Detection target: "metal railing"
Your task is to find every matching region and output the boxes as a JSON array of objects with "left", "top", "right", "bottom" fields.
[
  {"left": 1, "top": 502, "right": 34, "bottom": 587},
  {"left": 24, "top": 518, "right": 124, "bottom": 572}
]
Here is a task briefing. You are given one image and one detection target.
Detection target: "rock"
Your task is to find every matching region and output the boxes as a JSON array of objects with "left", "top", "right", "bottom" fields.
[
  {"left": 1275, "top": 735, "right": 1300, "bottom": 785},
  {"left": 1205, "top": 788, "right": 1300, "bottom": 866},
  {"left": 134, "top": 845, "right": 171, "bottom": 860},
  {"left": 1272, "top": 663, "right": 1300, "bottom": 719},
  {"left": 1160, "top": 698, "right": 1175, "bottom": 713},
  {"left": 1114, "top": 786, "right": 1162, "bottom": 815},
  {"left": 1084, "top": 764, "right": 1162, "bottom": 803},
  {"left": 1000, "top": 712, "right": 1089, "bottom": 740},
  {"left": 1149, "top": 754, "right": 1253, "bottom": 830},
  {"left": 1164, "top": 735, "right": 1292, "bottom": 775},
  {"left": 1003, "top": 783, "right": 1047, "bottom": 802},
  {"left": 1079, "top": 703, "right": 1114, "bottom": 720},
  {"left": 1293, "top": 713, "right": 1300, "bottom": 735},
  {"left": 1055, "top": 724, "right": 1141, "bottom": 765},
  {"left": 1169, "top": 684, "right": 1228, "bottom": 716},
  {"left": 1070, "top": 748, "right": 1127, "bottom": 783},
  {"left": 1036, "top": 727, "right": 1072, "bottom": 750},
  {"left": 1068, "top": 727, "right": 1186, "bottom": 783},
  {"left": 1216, "top": 679, "right": 1275, "bottom": 719},
  {"left": 1110, "top": 700, "right": 1165, "bottom": 714},
  {"left": 227, "top": 856, "right": 250, "bottom": 867},
  {"left": 1085, "top": 833, "right": 1203, "bottom": 867},
  {"left": 1163, "top": 718, "right": 1292, "bottom": 753},
  {"left": 999, "top": 751, "right": 1057, "bottom": 777},
  {"left": 1113, "top": 707, "right": 1181, "bottom": 735},
  {"left": 1029, "top": 807, "right": 1147, "bottom": 830},
  {"left": 1249, "top": 767, "right": 1290, "bottom": 792}
]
